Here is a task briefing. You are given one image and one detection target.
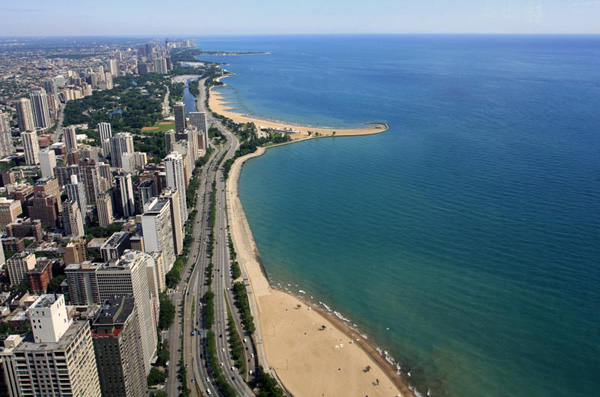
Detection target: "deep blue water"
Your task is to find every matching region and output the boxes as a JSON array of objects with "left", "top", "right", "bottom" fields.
[
  {"left": 183, "top": 79, "right": 198, "bottom": 113},
  {"left": 195, "top": 35, "right": 600, "bottom": 397}
]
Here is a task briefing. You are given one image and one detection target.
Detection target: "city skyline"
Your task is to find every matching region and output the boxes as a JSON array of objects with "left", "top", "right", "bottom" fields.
[{"left": 1, "top": 0, "right": 600, "bottom": 36}]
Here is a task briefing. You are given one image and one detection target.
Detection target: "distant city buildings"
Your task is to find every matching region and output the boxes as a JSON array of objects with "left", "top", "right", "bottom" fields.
[{"left": 0, "top": 38, "right": 202, "bottom": 395}]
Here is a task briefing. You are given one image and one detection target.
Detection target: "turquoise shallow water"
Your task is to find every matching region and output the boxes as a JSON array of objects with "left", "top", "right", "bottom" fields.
[{"left": 195, "top": 35, "right": 600, "bottom": 397}]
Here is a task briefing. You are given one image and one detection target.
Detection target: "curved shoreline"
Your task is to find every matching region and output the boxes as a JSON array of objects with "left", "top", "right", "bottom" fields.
[
  {"left": 210, "top": 74, "right": 388, "bottom": 137},
  {"left": 226, "top": 143, "right": 415, "bottom": 397}
]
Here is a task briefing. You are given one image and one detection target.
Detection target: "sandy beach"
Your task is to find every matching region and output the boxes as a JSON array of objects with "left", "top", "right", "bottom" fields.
[
  {"left": 210, "top": 75, "right": 388, "bottom": 137},
  {"left": 227, "top": 147, "right": 412, "bottom": 397}
]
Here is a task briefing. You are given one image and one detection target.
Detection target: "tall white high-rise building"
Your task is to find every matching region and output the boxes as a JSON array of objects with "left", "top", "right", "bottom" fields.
[
  {"left": 165, "top": 151, "right": 188, "bottom": 226},
  {"left": 142, "top": 197, "right": 176, "bottom": 271},
  {"left": 39, "top": 149, "right": 57, "bottom": 178},
  {"left": 0, "top": 112, "right": 14, "bottom": 157},
  {"left": 98, "top": 122, "right": 112, "bottom": 158},
  {"left": 63, "top": 125, "right": 78, "bottom": 152},
  {"left": 30, "top": 89, "right": 51, "bottom": 130},
  {"left": 15, "top": 97, "right": 35, "bottom": 132},
  {"left": 110, "top": 132, "right": 134, "bottom": 168},
  {"left": 0, "top": 295, "right": 101, "bottom": 397},
  {"left": 21, "top": 130, "right": 40, "bottom": 165},
  {"left": 162, "top": 188, "right": 184, "bottom": 256},
  {"left": 108, "top": 59, "right": 120, "bottom": 77},
  {"left": 29, "top": 294, "right": 72, "bottom": 343},
  {"left": 96, "top": 251, "right": 158, "bottom": 374},
  {"left": 153, "top": 57, "right": 168, "bottom": 74}
]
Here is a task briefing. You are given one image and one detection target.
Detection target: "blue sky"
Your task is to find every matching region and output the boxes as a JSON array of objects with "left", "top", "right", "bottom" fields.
[{"left": 1, "top": 0, "right": 600, "bottom": 36}]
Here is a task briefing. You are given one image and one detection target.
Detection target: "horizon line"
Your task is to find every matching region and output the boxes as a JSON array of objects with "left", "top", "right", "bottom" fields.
[{"left": 2, "top": 32, "right": 600, "bottom": 39}]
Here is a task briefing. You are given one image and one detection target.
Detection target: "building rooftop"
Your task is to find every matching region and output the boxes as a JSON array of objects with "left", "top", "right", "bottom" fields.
[
  {"left": 145, "top": 197, "right": 170, "bottom": 215},
  {"left": 87, "top": 238, "right": 107, "bottom": 249},
  {"left": 30, "top": 294, "right": 58, "bottom": 309},
  {"left": 102, "top": 231, "right": 130, "bottom": 248},
  {"left": 65, "top": 261, "right": 101, "bottom": 271},
  {"left": 93, "top": 296, "right": 135, "bottom": 327},
  {"left": 5, "top": 320, "right": 87, "bottom": 353}
]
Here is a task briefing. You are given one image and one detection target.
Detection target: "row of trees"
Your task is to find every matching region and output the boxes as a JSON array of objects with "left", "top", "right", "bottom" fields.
[{"left": 226, "top": 307, "right": 247, "bottom": 372}]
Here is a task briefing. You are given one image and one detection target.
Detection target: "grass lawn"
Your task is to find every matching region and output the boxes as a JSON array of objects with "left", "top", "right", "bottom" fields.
[{"left": 141, "top": 120, "right": 175, "bottom": 134}]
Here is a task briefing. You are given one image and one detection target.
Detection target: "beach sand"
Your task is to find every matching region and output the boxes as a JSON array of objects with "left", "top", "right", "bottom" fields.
[
  {"left": 209, "top": 76, "right": 387, "bottom": 137},
  {"left": 227, "top": 147, "right": 411, "bottom": 397}
]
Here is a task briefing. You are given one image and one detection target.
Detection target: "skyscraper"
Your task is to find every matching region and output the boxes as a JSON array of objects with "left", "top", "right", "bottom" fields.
[
  {"left": 30, "top": 89, "right": 51, "bottom": 130},
  {"left": 164, "top": 151, "right": 188, "bottom": 226},
  {"left": 115, "top": 172, "right": 135, "bottom": 218},
  {"left": 98, "top": 122, "right": 112, "bottom": 158},
  {"left": 136, "top": 179, "right": 157, "bottom": 213},
  {"left": 189, "top": 111, "right": 210, "bottom": 152},
  {"left": 63, "top": 200, "right": 85, "bottom": 237},
  {"left": 63, "top": 125, "right": 78, "bottom": 152},
  {"left": 189, "top": 111, "right": 208, "bottom": 133},
  {"left": 96, "top": 191, "right": 114, "bottom": 227},
  {"left": 141, "top": 197, "right": 176, "bottom": 271},
  {"left": 42, "top": 79, "right": 58, "bottom": 96},
  {"left": 65, "top": 262, "right": 100, "bottom": 305},
  {"left": 153, "top": 57, "right": 168, "bottom": 74},
  {"left": 6, "top": 251, "right": 36, "bottom": 287},
  {"left": 0, "top": 295, "right": 101, "bottom": 397},
  {"left": 91, "top": 296, "right": 147, "bottom": 397},
  {"left": 39, "top": 149, "right": 57, "bottom": 178},
  {"left": 96, "top": 251, "right": 158, "bottom": 374},
  {"left": 66, "top": 174, "right": 88, "bottom": 215},
  {"left": 78, "top": 158, "right": 100, "bottom": 205},
  {"left": 110, "top": 132, "right": 134, "bottom": 168},
  {"left": 15, "top": 97, "right": 35, "bottom": 132},
  {"left": 108, "top": 59, "right": 120, "bottom": 77},
  {"left": 0, "top": 112, "right": 14, "bottom": 157},
  {"left": 162, "top": 188, "right": 184, "bottom": 257},
  {"left": 174, "top": 102, "right": 186, "bottom": 133},
  {"left": 21, "top": 130, "right": 40, "bottom": 165},
  {"left": 164, "top": 129, "right": 175, "bottom": 153}
]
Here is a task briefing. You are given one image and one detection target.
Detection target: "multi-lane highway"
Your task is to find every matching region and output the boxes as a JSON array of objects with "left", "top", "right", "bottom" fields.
[{"left": 167, "top": 77, "right": 262, "bottom": 396}]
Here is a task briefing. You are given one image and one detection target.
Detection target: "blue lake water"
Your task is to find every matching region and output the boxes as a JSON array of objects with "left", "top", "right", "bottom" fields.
[{"left": 195, "top": 35, "right": 600, "bottom": 397}]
